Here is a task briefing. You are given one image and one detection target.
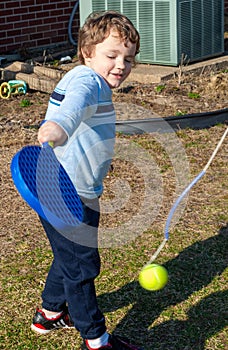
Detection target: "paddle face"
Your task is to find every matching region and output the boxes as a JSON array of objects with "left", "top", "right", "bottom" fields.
[{"left": 11, "top": 144, "right": 83, "bottom": 230}]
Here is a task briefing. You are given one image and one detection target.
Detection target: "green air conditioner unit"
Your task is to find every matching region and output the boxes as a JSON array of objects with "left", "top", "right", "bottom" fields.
[{"left": 79, "top": 0, "right": 224, "bottom": 66}]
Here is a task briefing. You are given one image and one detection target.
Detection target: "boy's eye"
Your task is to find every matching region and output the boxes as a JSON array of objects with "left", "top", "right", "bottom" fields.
[{"left": 125, "top": 58, "right": 133, "bottom": 63}]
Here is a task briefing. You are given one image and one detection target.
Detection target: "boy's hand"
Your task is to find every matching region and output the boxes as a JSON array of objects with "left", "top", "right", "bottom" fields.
[{"left": 38, "top": 121, "right": 68, "bottom": 147}]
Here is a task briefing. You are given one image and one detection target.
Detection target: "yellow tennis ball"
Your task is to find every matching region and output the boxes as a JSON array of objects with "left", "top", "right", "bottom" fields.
[{"left": 139, "top": 263, "right": 168, "bottom": 291}]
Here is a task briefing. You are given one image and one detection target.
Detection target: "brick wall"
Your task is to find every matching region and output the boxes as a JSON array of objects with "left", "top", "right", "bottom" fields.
[{"left": 0, "top": 0, "right": 80, "bottom": 54}]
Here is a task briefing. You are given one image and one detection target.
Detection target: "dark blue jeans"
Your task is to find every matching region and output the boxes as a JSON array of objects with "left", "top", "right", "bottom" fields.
[{"left": 39, "top": 197, "right": 106, "bottom": 339}]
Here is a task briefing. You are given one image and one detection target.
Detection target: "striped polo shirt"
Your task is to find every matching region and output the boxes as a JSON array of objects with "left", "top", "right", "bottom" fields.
[{"left": 45, "top": 65, "right": 116, "bottom": 199}]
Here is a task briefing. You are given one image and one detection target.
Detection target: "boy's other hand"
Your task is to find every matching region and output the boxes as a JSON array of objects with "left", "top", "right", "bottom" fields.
[{"left": 38, "top": 121, "right": 68, "bottom": 147}]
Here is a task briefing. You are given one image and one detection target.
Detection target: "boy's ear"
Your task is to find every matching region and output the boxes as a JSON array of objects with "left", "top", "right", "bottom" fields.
[
  {"left": 81, "top": 48, "right": 92, "bottom": 61},
  {"left": 81, "top": 48, "right": 92, "bottom": 66}
]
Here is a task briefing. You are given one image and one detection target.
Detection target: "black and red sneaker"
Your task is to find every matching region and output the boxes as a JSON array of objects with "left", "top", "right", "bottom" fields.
[
  {"left": 31, "top": 308, "right": 74, "bottom": 334},
  {"left": 84, "top": 334, "right": 144, "bottom": 350}
]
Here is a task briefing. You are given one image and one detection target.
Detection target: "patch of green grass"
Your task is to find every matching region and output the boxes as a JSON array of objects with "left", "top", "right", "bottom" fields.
[
  {"left": 185, "top": 141, "right": 199, "bottom": 148},
  {"left": 175, "top": 110, "right": 188, "bottom": 116},
  {"left": 49, "top": 59, "right": 59, "bottom": 66},
  {"left": 19, "top": 99, "right": 32, "bottom": 107},
  {"left": 155, "top": 84, "right": 166, "bottom": 93},
  {"left": 188, "top": 92, "right": 201, "bottom": 99}
]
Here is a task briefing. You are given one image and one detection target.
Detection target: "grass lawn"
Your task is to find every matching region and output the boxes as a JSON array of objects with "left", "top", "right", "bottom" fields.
[{"left": 1, "top": 124, "right": 227, "bottom": 349}]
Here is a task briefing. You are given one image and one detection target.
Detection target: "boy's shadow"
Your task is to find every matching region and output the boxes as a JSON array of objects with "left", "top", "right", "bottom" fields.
[
  {"left": 150, "top": 290, "right": 228, "bottom": 350},
  {"left": 97, "top": 225, "right": 228, "bottom": 349}
]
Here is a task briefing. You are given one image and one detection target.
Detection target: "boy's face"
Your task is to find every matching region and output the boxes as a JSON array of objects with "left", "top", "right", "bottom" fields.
[{"left": 84, "top": 29, "right": 137, "bottom": 89}]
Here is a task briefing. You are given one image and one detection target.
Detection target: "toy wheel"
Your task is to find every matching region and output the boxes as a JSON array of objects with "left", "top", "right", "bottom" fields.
[{"left": 0, "top": 82, "right": 11, "bottom": 99}]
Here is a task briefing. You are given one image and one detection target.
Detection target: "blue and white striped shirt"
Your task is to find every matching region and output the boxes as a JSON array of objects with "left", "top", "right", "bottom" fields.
[{"left": 45, "top": 65, "right": 116, "bottom": 199}]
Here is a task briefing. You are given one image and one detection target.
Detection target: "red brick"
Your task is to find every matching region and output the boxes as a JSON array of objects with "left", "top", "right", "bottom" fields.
[
  {"left": 29, "top": 19, "right": 43, "bottom": 26},
  {"left": 36, "top": 24, "right": 51, "bottom": 33},
  {"left": 28, "top": 5, "right": 43, "bottom": 13},
  {"left": 36, "top": 0, "right": 48, "bottom": 4},
  {"left": 0, "top": 38, "right": 11, "bottom": 46},
  {"left": 37, "top": 38, "right": 51, "bottom": 46},
  {"left": 57, "top": 31, "right": 67, "bottom": 38},
  {"left": 56, "top": 2, "right": 71, "bottom": 9},
  {"left": 1, "top": 9, "right": 13, "bottom": 16},
  {"left": 58, "top": 28, "right": 68, "bottom": 35},
  {"left": 43, "top": 17, "right": 57, "bottom": 24},
  {"left": 43, "top": 4, "right": 56, "bottom": 11},
  {"left": 43, "top": 30, "right": 60, "bottom": 38},
  {"left": 50, "top": 23, "right": 63, "bottom": 30},
  {"left": 22, "top": 13, "right": 37, "bottom": 20},
  {"left": 50, "top": 9, "right": 64, "bottom": 17},
  {"left": 20, "top": 0, "right": 37, "bottom": 6},
  {"left": 6, "top": 29, "right": 22, "bottom": 38},
  {"left": 50, "top": 37, "right": 65, "bottom": 45},
  {"left": 14, "top": 21, "right": 29, "bottom": 29},
  {"left": 6, "top": 15, "right": 22, "bottom": 23},
  {"left": 0, "top": 31, "right": 7, "bottom": 38},
  {"left": 55, "top": 15, "right": 69, "bottom": 22},
  {"left": 5, "top": 1, "right": 20, "bottom": 8},
  {"left": 21, "top": 26, "right": 36, "bottom": 34},
  {"left": 0, "top": 23, "right": 13, "bottom": 32},
  {"left": 30, "top": 32, "right": 43, "bottom": 40},
  {"left": 49, "top": 0, "right": 63, "bottom": 3},
  {"left": 36, "top": 11, "right": 50, "bottom": 19},
  {"left": 14, "top": 34, "right": 30, "bottom": 43},
  {"left": 0, "top": 17, "right": 6, "bottom": 25},
  {"left": 4, "top": 43, "right": 20, "bottom": 52},
  {"left": 14, "top": 7, "right": 29, "bottom": 15}
]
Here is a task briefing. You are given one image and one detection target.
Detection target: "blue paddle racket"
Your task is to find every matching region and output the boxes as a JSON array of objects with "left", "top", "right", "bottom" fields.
[{"left": 11, "top": 142, "right": 83, "bottom": 231}]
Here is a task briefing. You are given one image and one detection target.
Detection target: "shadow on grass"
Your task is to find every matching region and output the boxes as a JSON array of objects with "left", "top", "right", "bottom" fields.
[{"left": 97, "top": 225, "right": 228, "bottom": 350}]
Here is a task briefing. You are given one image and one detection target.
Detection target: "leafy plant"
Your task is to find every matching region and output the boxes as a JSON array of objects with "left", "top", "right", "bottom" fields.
[
  {"left": 188, "top": 92, "right": 201, "bottom": 99},
  {"left": 20, "top": 99, "right": 32, "bottom": 107},
  {"left": 155, "top": 84, "right": 166, "bottom": 93},
  {"left": 175, "top": 110, "right": 188, "bottom": 116}
]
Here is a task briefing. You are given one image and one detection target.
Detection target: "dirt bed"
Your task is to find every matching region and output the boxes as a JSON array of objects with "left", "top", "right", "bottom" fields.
[{"left": 113, "top": 67, "right": 228, "bottom": 119}]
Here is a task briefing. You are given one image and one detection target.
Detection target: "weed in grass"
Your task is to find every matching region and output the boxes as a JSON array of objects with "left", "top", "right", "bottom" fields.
[
  {"left": 185, "top": 141, "right": 199, "bottom": 148},
  {"left": 19, "top": 99, "right": 32, "bottom": 107},
  {"left": 188, "top": 92, "right": 201, "bottom": 99},
  {"left": 175, "top": 110, "right": 188, "bottom": 116},
  {"left": 155, "top": 84, "right": 166, "bottom": 93}
]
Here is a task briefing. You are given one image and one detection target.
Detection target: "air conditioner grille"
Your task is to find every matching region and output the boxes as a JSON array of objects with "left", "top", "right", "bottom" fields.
[
  {"left": 155, "top": 2, "right": 171, "bottom": 62},
  {"left": 179, "top": 0, "right": 224, "bottom": 62},
  {"left": 80, "top": 0, "right": 224, "bottom": 66},
  {"left": 92, "top": 0, "right": 105, "bottom": 12},
  {"left": 138, "top": 2, "right": 154, "bottom": 61}
]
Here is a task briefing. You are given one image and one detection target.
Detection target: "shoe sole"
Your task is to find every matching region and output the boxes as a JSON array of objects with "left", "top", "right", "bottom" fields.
[
  {"left": 31, "top": 324, "right": 53, "bottom": 334},
  {"left": 31, "top": 323, "right": 74, "bottom": 335}
]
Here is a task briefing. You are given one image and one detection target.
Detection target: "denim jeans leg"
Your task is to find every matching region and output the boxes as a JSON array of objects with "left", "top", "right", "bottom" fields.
[
  {"left": 39, "top": 198, "right": 106, "bottom": 339},
  {"left": 41, "top": 258, "right": 66, "bottom": 312}
]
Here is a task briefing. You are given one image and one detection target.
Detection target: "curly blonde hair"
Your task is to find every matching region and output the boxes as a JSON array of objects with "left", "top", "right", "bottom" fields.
[{"left": 77, "top": 11, "right": 140, "bottom": 65}]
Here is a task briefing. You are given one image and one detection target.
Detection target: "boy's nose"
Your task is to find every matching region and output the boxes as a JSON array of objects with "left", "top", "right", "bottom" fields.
[{"left": 116, "top": 58, "right": 125, "bottom": 70}]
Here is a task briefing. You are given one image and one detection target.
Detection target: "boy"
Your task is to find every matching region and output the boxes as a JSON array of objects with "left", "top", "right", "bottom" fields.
[{"left": 32, "top": 11, "right": 142, "bottom": 350}]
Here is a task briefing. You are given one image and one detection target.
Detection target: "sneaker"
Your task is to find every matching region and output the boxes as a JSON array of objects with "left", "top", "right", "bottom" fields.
[
  {"left": 84, "top": 334, "right": 144, "bottom": 350},
  {"left": 31, "top": 308, "right": 74, "bottom": 334}
]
